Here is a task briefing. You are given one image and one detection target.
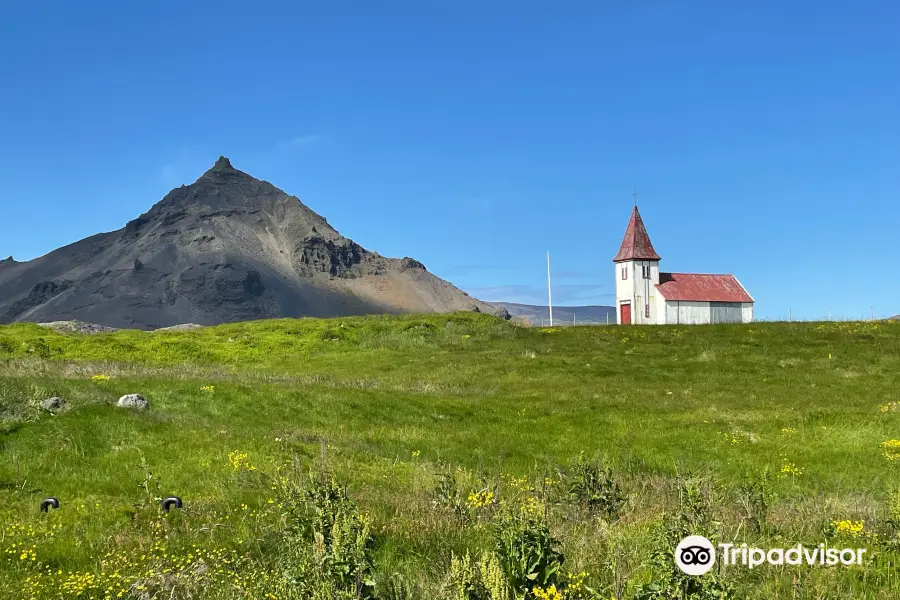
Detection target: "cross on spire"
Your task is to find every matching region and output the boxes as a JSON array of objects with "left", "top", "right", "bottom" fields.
[{"left": 633, "top": 188, "right": 639, "bottom": 206}]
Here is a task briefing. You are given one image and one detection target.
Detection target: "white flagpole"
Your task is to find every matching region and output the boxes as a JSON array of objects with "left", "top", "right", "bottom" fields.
[{"left": 547, "top": 251, "right": 553, "bottom": 327}]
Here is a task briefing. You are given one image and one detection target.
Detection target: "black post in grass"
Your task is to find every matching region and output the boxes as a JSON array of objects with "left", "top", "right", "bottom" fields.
[
  {"left": 40, "top": 497, "right": 60, "bottom": 512},
  {"left": 161, "top": 496, "right": 183, "bottom": 513}
]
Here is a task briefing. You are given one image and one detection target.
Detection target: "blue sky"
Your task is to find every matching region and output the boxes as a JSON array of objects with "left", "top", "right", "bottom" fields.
[{"left": 1, "top": 1, "right": 898, "bottom": 320}]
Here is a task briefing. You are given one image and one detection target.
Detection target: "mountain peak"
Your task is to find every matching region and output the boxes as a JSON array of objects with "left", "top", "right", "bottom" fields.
[
  {"left": 198, "top": 155, "right": 245, "bottom": 183},
  {"left": 211, "top": 156, "right": 233, "bottom": 171}
]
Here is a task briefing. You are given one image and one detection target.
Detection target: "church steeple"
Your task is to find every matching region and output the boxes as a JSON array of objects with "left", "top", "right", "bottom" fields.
[{"left": 613, "top": 205, "right": 661, "bottom": 263}]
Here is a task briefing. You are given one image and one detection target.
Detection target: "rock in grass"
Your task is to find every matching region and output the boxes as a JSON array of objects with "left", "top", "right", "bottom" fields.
[
  {"left": 117, "top": 394, "right": 149, "bottom": 410},
  {"left": 40, "top": 396, "right": 67, "bottom": 412}
]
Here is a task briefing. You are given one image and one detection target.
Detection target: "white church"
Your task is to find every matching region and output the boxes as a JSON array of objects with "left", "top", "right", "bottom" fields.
[{"left": 613, "top": 206, "right": 754, "bottom": 325}]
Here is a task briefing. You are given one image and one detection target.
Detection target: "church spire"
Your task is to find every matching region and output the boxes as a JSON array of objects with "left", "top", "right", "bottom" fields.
[{"left": 613, "top": 205, "right": 661, "bottom": 263}]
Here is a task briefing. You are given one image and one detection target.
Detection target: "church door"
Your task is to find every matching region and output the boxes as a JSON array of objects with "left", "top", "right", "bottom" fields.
[{"left": 620, "top": 303, "right": 631, "bottom": 325}]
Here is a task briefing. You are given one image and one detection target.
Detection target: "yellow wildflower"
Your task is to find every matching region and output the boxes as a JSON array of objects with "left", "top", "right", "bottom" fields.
[
  {"left": 832, "top": 519, "right": 865, "bottom": 538},
  {"left": 533, "top": 584, "right": 563, "bottom": 600},
  {"left": 466, "top": 490, "right": 495, "bottom": 510},
  {"left": 228, "top": 450, "right": 257, "bottom": 471},
  {"left": 521, "top": 495, "right": 544, "bottom": 517},
  {"left": 566, "top": 570, "right": 588, "bottom": 593},
  {"left": 779, "top": 456, "right": 803, "bottom": 478},
  {"left": 882, "top": 440, "right": 900, "bottom": 461}
]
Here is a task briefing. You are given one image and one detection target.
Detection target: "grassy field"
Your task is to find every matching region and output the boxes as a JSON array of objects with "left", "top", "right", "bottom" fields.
[{"left": 1, "top": 313, "right": 899, "bottom": 599}]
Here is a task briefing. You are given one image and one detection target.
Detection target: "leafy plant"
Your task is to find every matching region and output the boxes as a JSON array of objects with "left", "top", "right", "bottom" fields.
[
  {"left": 448, "top": 551, "right": 509, "bottom": 600},
  {"left": 492, "top": 508, "right": 565, "bottom": 595},
  {"left": 433, "top": 467, "right": 470, "bottom": 524},
  {"left": 565, "top": 454, "right": 626, "bottom": 521},
  {"left": 736, "top": 470, "right": 773, "bottom": 534},
  {"left": 883, "top": 487, "right": 900, "bottom": 550},
  {"left": 378, "top": 572, "right": 413, "bottom": 600},
  {"left": 135, "top": 453, "right": 163, "bottom": 510},
  {"left": 278, "top": 473, "right": 377, "bottom": 599},
  {"left": 633, "top": 476, "right": 732, "bottom": 600}
]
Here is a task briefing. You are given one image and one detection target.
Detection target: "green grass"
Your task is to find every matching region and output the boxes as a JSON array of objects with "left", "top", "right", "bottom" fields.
[{"left": 1, "top": 313, "right": 899, "bottom": 598}]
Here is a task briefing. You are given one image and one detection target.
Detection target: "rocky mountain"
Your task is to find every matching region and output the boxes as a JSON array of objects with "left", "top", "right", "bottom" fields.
[{"left": 0, "top": 157, "right": 499, "bottom": 329}]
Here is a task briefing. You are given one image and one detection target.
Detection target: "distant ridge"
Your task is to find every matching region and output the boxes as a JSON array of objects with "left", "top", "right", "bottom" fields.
[
  {"left": 0, "top": 157, "right": 502, "bottom": 329},
  {"left": 492, "top": 302, "right": 615, "bottom": 325}
]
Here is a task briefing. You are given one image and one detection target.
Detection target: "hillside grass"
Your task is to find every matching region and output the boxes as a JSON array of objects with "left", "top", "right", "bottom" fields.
[{"left": 1, "top": 313, "right": 899, "bottom": 598}]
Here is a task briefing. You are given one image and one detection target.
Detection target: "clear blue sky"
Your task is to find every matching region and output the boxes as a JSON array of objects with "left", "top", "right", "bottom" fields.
[{"left": 2, "top": 1, "right": 898, "bottom": 320}]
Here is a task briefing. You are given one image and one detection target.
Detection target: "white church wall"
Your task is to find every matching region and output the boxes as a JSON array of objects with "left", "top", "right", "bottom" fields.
[
  {"left": 615, "top": 260, "right": 662, "bottom": 324},
  {"left": 655, "top": 290, "right": 667, "bottom": 324},
  {"left": 710, "top": 302, "right": 743, "bottom": 323},
  {"left": 614, "top": 262, "right": 632, "bottom": 324},
  {"left": 664, "top": 300, "right": 678, "bottom": 324},
  {"left": 662, "top": 300, "right": 754, "bottom": 324},
  {"left": 741, "top": 303, "right": 754, "bottom": 323},
  {"left": 648, "top": 262, "right": 660, "bottom": 285},
  {"left": 682, "top": 302, "right": 712, "bottom": 324},
  {"left": 646, "top": 263, "right": 662, "bottom": 325},
  {"left": 664, "top": 301, "right": 713, "bottom": 324}
]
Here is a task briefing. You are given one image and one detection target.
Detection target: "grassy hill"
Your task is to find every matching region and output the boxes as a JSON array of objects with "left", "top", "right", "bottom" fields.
[{"left": 1, "top": 314, "right": 899, "bottom": 599}]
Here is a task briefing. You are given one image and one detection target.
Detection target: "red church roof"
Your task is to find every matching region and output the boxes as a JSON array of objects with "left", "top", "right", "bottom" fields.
[
  {"left": 613, "top": 206, "right": 661, "bottom": 262},
  {"left": 656, "top": 273, "right": 754, "bottom": 303}
]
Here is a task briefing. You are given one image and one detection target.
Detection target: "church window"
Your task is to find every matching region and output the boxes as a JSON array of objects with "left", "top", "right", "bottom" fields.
[
  {"left": 621, "top": 266, "right": 627, "bottom": 280},
  {"left": 642, "top": 264, "right": 650, "bottom": 279}
]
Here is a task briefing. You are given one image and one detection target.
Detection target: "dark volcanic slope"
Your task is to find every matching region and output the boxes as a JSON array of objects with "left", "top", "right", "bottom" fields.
[{"left": 0, "top": 157, "right": 496, "bottom": 329}]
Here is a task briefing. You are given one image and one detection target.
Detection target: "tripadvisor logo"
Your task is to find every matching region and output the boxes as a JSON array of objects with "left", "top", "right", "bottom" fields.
[
  {"left": 675, "top": 536, "right": 716, "bottom": 575},
  {"left": 675, "top": 536, "right": 868, "bottom": 575}
]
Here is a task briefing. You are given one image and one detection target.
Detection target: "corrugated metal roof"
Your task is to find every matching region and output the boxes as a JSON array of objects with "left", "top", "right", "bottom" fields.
[
  {"left": 656, "top": 272, "right": 754, "bottom": 302},
  {"left": 612, "top": 206, "right": 661, "bottom": 262}
]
